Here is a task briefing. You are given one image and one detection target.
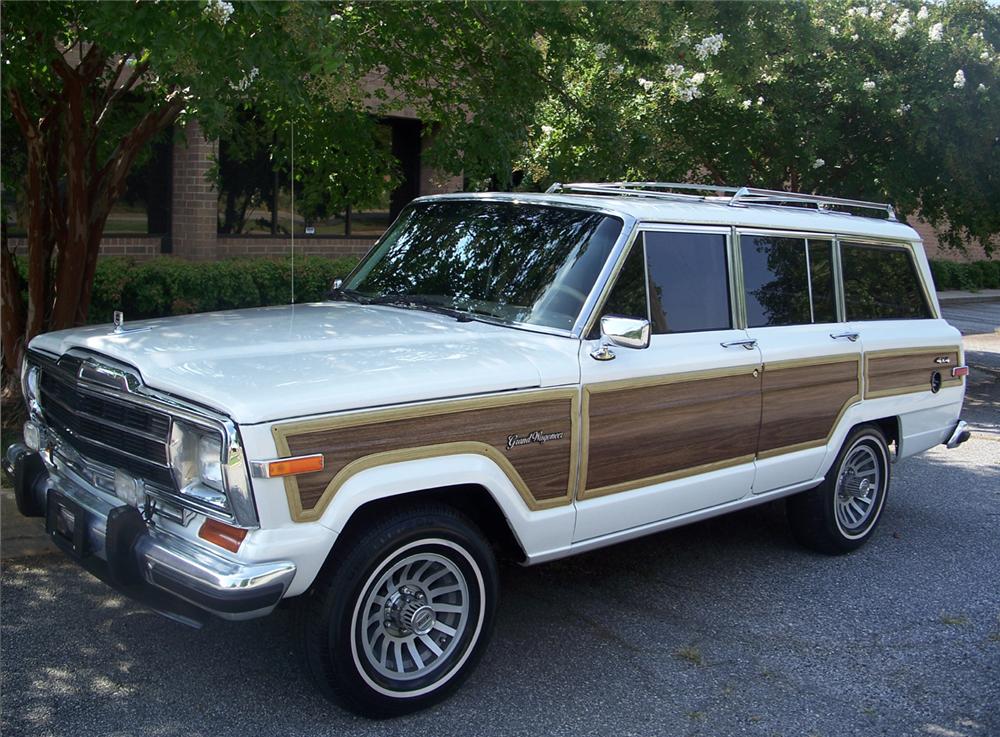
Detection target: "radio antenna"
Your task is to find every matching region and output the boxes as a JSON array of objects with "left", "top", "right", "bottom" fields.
[{"left": 290, "top": 122, "right": 295, "bottom": 305}]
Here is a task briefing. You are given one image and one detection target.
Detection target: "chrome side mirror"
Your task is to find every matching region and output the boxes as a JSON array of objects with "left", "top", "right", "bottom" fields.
[
  {"left": 331, "top": 278, "right": 343, "bottom": 291},
  {"left": 590, "top": 315, "right": 651, "bottom": 361}
]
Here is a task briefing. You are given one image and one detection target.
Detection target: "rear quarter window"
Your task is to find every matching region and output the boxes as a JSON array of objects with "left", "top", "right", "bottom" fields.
[{"left": 841, "top": 243, "right": 932, "bottom": 320}]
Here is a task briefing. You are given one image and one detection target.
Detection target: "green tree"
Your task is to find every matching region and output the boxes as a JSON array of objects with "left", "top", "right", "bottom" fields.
[
  {"left": 0, "top": 0, "right": 581, "bottom": 379},
  {"left": 521, "top": 0, "right": 999, "bottom": 255}
]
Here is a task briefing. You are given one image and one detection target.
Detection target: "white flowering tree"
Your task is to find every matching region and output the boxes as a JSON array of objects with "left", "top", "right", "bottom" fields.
[
  {"left": 0, "top": 0, "right": 581, "bottom": 381},
  {"left": 522, "top": 0, "right": 999, "bottom": 255}
]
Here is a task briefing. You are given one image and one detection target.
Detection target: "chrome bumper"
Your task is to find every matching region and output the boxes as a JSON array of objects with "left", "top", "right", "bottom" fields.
[
  {"left": 945, "top": 420, "right": 971, "bottom": 450},
  {"left": 5, "top": 443, "right": 295, "bottom": 626}
]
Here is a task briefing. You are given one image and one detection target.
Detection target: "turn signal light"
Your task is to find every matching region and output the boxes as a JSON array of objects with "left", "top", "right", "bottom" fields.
[
  {"left": 199, "top": 518, "right": 248, "bottom": 553},
  {"left": 264, "top": 454, "right": 325, "bottom": 478},
  {"left": 951, "top": 366, "right": 969, "bottom": 378}
]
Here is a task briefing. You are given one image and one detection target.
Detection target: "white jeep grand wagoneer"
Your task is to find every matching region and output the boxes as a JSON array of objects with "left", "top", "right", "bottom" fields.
[{"left": 7, "top": 182, "right": 970, "bottom": 715}]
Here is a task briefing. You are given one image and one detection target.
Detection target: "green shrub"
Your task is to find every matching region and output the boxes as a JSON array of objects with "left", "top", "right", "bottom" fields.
[
  {"left": 928, "top": 259, "right": 998, "bottom": 292},
  {"left": 86, "top": 255, "right": 358, "bottom": 323}
]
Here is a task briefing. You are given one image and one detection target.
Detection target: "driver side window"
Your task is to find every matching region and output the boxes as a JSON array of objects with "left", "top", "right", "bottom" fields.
[{"left": 591, "top": 242, "right": 648, "bottom": 337}]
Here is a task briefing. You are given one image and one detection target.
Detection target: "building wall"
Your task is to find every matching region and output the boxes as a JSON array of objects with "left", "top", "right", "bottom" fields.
[
  {"left": 170, "top": 121, "right": 219, "bottom": 260},
  {"left": 8, "top": 235, "right": 164, "bottom": 260},
  {"left": 217, "top": 236, "right": 375, "bottom": 260},
  {"left": 910, "top": 219, "right": 992, "bottom": 262}
]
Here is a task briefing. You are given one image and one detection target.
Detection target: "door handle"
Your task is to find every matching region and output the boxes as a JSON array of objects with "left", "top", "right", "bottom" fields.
[
  {"left": 720, "top": 339, "right": 758, "bottom": 350},
  {"left": 830, "top": 332, "right": 860, "bottom": 342}
]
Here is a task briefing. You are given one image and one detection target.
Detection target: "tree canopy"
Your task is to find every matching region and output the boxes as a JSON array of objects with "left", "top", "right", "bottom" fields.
[{"left": 521, "top": 0, "right": 1000, "bottom": 255}]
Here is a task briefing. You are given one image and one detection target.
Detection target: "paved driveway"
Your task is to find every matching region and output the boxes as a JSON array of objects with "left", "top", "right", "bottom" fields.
[{"left": 2, "top": 311, "right": 997, "bottom": 737}]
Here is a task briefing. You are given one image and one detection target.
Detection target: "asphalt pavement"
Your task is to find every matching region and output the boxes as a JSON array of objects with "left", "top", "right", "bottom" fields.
[{"left": 1, "top": 303, "right": 997, "bottom": 737}]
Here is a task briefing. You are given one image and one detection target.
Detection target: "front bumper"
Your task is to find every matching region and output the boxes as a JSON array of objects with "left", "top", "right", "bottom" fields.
[{"left": 4, "top": 443, "right": 295, "bottom": 626}]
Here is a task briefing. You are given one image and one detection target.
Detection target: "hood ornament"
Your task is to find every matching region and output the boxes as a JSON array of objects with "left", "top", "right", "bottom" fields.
[{"left": 110, "top": 310, "right": 152, "bottom": 336}]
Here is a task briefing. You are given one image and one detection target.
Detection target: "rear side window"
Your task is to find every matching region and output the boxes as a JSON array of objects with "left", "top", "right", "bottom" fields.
[
  {"left": 740, "top": 235, "right": 837, "bottom": 327},
  {"left": 644, "top": 232, "right": 731, "bottom": 333},
  {"left": 842, "top": 243, "right": 932, "bottom": 320}
]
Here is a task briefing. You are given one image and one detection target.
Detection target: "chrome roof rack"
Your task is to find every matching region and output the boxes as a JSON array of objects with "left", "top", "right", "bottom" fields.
[{"left": 546, "top": 181, "right": 897, "bottom": 221}]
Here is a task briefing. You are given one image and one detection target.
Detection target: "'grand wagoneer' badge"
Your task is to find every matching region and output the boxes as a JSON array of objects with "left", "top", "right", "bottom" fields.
[{"left": 506, "top": 430, "right": 565, "bottom": 450}]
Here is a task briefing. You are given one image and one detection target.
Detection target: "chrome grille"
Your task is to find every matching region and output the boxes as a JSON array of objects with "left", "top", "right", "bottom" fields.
[{"left": 39, "top": 370, "right": 175, "bottom": 488}]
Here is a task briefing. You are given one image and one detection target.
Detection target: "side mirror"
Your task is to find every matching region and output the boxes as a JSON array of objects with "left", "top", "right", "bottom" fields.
[{"left": 591, "top": 315, "right": 651, "bottom": 361}]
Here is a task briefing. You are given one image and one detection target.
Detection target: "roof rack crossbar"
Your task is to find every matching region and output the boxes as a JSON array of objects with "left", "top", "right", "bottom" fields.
[
  {"left": 729, "top": 186, "right": 896, "bottom": 221},
  {"left": 547, "top": 181, "right": 897, "bottom": 221}
]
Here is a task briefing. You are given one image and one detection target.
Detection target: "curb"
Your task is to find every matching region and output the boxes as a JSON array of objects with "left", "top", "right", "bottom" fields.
[{"left": 937, "top": 290, "right": 1000, "bottom": 305}]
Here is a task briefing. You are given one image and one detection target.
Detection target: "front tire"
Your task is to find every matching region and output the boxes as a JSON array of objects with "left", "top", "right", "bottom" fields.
[
  {"left": 787, "top": 425, "right": 891, "bottom": 554},
  {"left": 298, "top": 504, "right": 498, "bottom": 717}
]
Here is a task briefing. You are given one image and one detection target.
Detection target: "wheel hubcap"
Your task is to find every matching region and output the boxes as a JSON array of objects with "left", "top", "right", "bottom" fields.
[
  {"left": 357, "top": 551, "right": 470, "bottom": 682},
  {"left": 836, "top": 444, "right": 882, "bottom": 533}
]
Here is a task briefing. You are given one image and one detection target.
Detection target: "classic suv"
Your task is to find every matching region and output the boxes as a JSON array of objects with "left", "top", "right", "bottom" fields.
[{"left": 6, "top": 182, "right": 970, "bottom": 716}]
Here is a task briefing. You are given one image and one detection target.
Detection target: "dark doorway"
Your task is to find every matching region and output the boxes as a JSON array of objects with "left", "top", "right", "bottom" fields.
[{"left": 388, "top": 118, "right": 422, "bottom": 219}]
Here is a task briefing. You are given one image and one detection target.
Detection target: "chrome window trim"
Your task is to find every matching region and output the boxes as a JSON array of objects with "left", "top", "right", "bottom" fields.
[
  {"left": 833, "top": 237, "right": 847, "bottom": 323},
  {"left": 27, "top": 347, "right": 259, "bottom": 529},
  {"left": 835, "top": 237, "right": 939, "bottom": 320},
  {"left": 582, "top": 223, "right": 737, "bottom": 339},
  {"left": 804, "top": 238, "right": 816, "bottom": 324}
]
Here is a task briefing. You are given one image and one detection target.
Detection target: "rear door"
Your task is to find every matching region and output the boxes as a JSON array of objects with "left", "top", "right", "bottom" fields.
[
  {"left": 573, "top": 226, "right": 762, "bottom": 542},
  {"left": 738, "top": 231, "right": 863, "bottom": 493}
]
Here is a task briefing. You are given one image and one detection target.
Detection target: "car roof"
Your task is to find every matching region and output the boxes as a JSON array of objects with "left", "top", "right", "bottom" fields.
[{"left": 418, "top": 191, "right": 921, "bottom": 244}]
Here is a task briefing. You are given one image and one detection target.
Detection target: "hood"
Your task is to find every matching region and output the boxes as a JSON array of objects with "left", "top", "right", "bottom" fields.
[{"left": 29, "top": 303, "right": 579, "bottom": 424}]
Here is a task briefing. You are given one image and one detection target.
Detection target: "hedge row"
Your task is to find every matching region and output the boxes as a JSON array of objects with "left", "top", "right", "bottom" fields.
[
  {"left": 87, "top": 256, "right": 358, "bottom": 323},
  {"left": 929, "top": 259, "right": 1000, "bottom": 292}
]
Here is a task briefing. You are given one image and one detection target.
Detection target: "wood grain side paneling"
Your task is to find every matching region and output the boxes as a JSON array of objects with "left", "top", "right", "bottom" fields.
[
  {"left": 865, "top": 347, "right": 962, "bottom": 398},
  {"left": 273, "top": 390, "right": 578, "bottom": 521},
  {"left": 758, "top": 357, "right": 861, "bottom": 458},
  {"left": 581, "top": 367, "right": 761, "bottom": 499}
]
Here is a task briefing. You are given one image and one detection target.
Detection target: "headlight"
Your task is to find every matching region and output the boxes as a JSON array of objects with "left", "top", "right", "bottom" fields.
[{"left": 168, "top": 422, "right": 228, "bottom": 510}]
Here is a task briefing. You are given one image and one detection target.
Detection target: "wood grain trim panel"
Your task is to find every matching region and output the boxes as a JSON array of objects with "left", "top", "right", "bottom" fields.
[
  {"left": 580, "top": 364, "right": 761, "bottom": 500},
  {"left": 864, "top": 346, "right": 962, "bottom": 399},
  {"left": 272, "top": 389, "right": 579, "bottom": 522},
  {"left": 757, "top": 355, "right": 862, "bottom": 460}
]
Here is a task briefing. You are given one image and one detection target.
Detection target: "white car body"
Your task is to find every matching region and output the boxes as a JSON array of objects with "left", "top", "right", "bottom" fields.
[{"left": 18, "top": 190, "right": 967, "bottom": 613}]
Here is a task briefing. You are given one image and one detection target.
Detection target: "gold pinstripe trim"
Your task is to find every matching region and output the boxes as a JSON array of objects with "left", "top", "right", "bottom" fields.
[
  {"left": 863, "top": 345, "right": 963, "bottom": 400},
  {"left": 756, "top": 354, "right": 862, "bottom": 460},
  {"left": 578, "top": 364, "right": 760, "bottom": 500},
  {"left": 272, "top": 388, "right": 580, "bottom": 522}
]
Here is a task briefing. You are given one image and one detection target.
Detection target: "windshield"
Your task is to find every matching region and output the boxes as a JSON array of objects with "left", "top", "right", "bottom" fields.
[{"left": 344, "top": 200, "right": 623, "bottom": 331}]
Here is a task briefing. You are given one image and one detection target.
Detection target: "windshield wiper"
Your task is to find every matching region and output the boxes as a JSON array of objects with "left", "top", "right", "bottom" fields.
[
  {"left": 327, "top": 286, "right": 365, "bottom": 303},
  {"left": 369, "top": 293, "right": 479, "bottom": 323}
]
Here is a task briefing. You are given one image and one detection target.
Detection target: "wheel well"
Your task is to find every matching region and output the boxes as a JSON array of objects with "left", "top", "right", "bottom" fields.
[
  {"left": 329, "top": 485, "right": 527, "bottom": 567},
  {"left": 863, "top": 416, "right": 900, "bottom": 457}
]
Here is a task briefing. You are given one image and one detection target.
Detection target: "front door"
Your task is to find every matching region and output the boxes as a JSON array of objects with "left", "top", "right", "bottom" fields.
[{"left": 573, "top": 227, "right": 762, "bottom": 542}]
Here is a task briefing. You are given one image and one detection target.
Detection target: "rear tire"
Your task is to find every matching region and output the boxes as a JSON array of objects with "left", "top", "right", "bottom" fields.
[
  {"left": 787, "top": 425, "right": 891, "bottom": 554},
  {"left": 298, "top": 504, "right": 498, "bottom": 717}
]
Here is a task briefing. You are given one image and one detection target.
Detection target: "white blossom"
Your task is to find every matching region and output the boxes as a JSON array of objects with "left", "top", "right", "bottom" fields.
[
  {"left": 847, "top": 7, "right": 868, "bottom": 17},
  {"left": 890, "top": 9, "right": 911, "bottom": 39},
  {"left": 664, "top": 64, "right": 686, "bottom": 79},
  {"left": 204, "top": 0, "right": 234, "bottom": 26},
  {"left": 981, "top": 51, "right": 991, "bottom": 61},
  {"left": 928, "top": 23, "right": 944, "bottom": 42},
  {"left": 862, "top": 79, "right": 876, "bottom": 92},
  {"left": 740, "top": 99, "right": 752, "bottom": 110},
  {"left": 756, "top": 96, "right": 765, "bottom": 106},
  {"left": 638, "top": 77, "right": 655, "bottom": 92},
  {"left": 917, "top": 6, "right": 929, "bottom": 21},
  {"left": 330, "top": 13, "right": 342, "bottom": 22},
  {"left": 541, "top": 125, "right": 555, "bottom": 135},
  {"left": 594, "top": 44, "right": 610, "bottom": 60},
  {"left": 613, "top": 63, "right": 625, "bottom": 75},
  {"left": 829, "top": 25, "right": 839, "bottom": 35},
  {"left": 953, "top": 69, "right": 966, "bottom": 89},
  {"left": 977, "top": 83, "right": 987, "bottom": 92},
  {"left": 870, "top": 10, "right": 883, "bottom": 21},
  {"left": 812, "top": 158, "right": 825, "bottom": 169},
  {"left": 694, "top": 33, "right": 724, "bottom": 61},
  {"left": 897, "top": 103, "right": 912, "bottom": 114},
  {"left": 690, "top": 72, "right": 706, "bottom": 85}
]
